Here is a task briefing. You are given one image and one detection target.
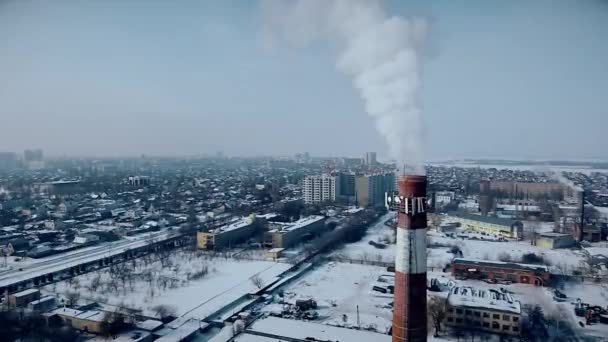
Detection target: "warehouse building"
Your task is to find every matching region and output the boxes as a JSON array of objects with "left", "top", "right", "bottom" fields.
[
  {"left": 50, "top": 308, "right": 106, "bottom": 333},
  {"left": 452, "top": 258, "right": 550, "bottom": 286},
  {"left": 447, "top": 212, "right": 523, "bottom": 239},
  {"left": 533, "top": 232, "right": 576, "bottom": 249},
  {"left": 446, "top": 286, "right": 522, "bottom": 336},
  {"left": 7, "top": 288, "right": 40, "bottom": 307},
  {"left": 197, "top": 214, "right": 262, "bottom": 250},
  {"left": 264, "top": 215, "right": 326, "bottom": 249}
]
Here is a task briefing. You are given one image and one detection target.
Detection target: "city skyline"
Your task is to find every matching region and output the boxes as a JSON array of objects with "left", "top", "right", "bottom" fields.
[{"left": 1, "top": 0, "right": 607, "bottom": 160}]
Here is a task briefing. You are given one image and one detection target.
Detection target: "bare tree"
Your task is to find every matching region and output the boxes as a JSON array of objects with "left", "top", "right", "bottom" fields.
[
  {"left": 250, "top": 273, "right": 264, "bottom": 289},
  {"left": 65, "top": 291, "right": 80, "bottom": 306},
  {"left": 151, "top": 304, "right": 177, "bottom": 321},
  {"left": 428, "top": 296, "right": 447, "bottom": 337}
]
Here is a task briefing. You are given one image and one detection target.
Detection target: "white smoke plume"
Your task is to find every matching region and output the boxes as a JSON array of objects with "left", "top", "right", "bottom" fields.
[{"left": 259, "top": 0, "right": 429, "bottom": 174}]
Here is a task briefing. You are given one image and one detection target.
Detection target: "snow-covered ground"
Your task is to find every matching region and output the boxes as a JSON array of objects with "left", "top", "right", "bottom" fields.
[
  {"left": 428, "top": 231, "right": 588, "bottom": 272},
  {"left": 332, "top": 212, "right": 396, "bottom": 263},
  {"left": 267, "top": 262, "right": 394, "bottom": 333},
  {"left": 44, "top": 250, "right": 291, "bottom": 320}
]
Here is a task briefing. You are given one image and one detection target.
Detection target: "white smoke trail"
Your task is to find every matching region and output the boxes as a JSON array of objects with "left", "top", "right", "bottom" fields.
[{"left": 259, "top": 0, "right": 428, "bottom": 174}]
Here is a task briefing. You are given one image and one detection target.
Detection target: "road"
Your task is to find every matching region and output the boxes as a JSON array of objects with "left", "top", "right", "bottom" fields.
[{"left": 0, "top": 230, "right": 180, "bottom": 288}]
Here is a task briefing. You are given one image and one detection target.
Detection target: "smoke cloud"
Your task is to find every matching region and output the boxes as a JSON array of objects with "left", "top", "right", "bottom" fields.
[{"left": 259, "top": 0, "right": 428, "bottom": 174}]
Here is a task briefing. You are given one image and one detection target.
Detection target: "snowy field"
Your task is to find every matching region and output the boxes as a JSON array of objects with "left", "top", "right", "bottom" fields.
[
  {"left": 267, "top": 262, "right": 394, "bottom": 333},
  {"left": 44, "top": 250, "right": 291, "bottom": 320},
  {"left": 428, "top": 231, "right": 588, "bottom": 272},
  {"left": 332, "top": 212, "right": 396, "bottom": 263},
  {"left": 332, "top": 213, "right": 582, "bottom": 271}
]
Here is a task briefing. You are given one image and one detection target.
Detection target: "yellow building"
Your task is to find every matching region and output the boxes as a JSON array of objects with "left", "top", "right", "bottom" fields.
[
  {"left": 51, "top": 308, "right": 106, "bottom": 333},
  {"left": 533, "top": 232, "right": 575, "bottom": 249},
  {"left": 445, "top": 286, "right": 521, "bottom": 336},
  {"left": 197, "top": 215, "right": 259, "bottom": 250},
  {"left": 448, "top": 212, "right": 523, "bottom": 239}
]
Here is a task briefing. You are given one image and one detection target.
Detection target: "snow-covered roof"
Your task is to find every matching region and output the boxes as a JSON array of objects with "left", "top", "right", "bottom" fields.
[
  {"left": 447, "top": 286, "right": 521, "bottom": 314},
  {"left": 11, "top": 288, "right": 39, "bottom": 298},
  {"left": 453, "top": 258, "right": 549, "bottom": 272},
  {"left": 209, "top": 217, "right": 254, "bottom": 235},
  {"left": 448, "top": 212, "right": 520, "bottom": 226},
  {"left": 29, "top": 295, "right": 55, "bottom": 305},
  {"left": 269, "top": 215, "right": 325, "bottom": 233},
  {"left": 52, "top": 308, "right": 106, "bottom": 322},
  {"left": 135, "top": 319, "right": 164, "bottom": 331},
  {"left": 155, "top": 319, "right": 202, "bottom": 342},
  {"left": 247, "top": 316, "right": 391, "bottom": 342}
]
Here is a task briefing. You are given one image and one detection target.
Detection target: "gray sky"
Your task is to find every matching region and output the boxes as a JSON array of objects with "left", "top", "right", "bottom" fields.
[{"left": 1, "top": 0, "right": 607, "bottom": 160}]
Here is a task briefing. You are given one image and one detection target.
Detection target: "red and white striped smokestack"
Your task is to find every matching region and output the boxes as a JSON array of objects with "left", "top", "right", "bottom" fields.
[{"left": 392, "top": 175, "right": 427, "bottom": 342}]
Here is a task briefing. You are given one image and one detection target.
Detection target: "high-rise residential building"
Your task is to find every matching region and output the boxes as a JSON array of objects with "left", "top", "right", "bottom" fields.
[
  {"left": 363, "top": 152, "right": 377, "bottom": 166},
  {"left": 303, "top": 175, "right": 338, "bottom": 204},
  {"left": 355, "top": 172, "right": 395, "bottom": 207},
  {"left": 24, "top": 149, "right": 43, "bottom": 162},
  {"left": 338, "top": 172, "right": 356, "bottom": 197},
  {"left": 0, "top": 152, "right": 18, "bottom": 170}
]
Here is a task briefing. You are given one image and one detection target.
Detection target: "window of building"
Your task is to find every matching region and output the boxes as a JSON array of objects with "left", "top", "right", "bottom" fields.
[
  {"left": 465, "top": 310, "right": 472, "bottom": 316},
  {"left": 503, "top": 314, "right": 510, "bottom": 321},
  {"left": 493, "top": 314, "right": 500, "bottom": 319},
  {"left": 483, "top": 322, "right": 490, "bottom": 328},
  {"left": 447, "top": 307, "right": 453, "bottom": 313},
  {"left": 447, "top": 317, "right": 453, "bottom": 322},
  {"left": 492, "top": 322, "right": 500, "bottom": 330},
  {"left": 456, "top": 318, "right": 463, "bottom": 323},
  {"left": 474, "top": 311, "right": 480, "bottom": 317},
  {"left": 513, "top": 316, "right": 519, "bottom": 322},
  {"left": 483, "top": 312, "right": 490, "bottom": 318},
  {"left": 474, "top": 321, "right": 481, "bottom": 327},
  {"left": 456, "top": 309, "right": 463, "bottom": 314},
  {"left": 513, "top": 326, "right": 519, "bottom": 332},
  {"left": 503, "top": 325, "right": 510, "bottom": 331}
]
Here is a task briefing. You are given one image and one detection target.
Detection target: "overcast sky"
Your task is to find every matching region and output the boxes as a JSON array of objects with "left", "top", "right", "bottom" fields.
[{"left": 1, "top": 0, "right": 607, "bottom": 160}]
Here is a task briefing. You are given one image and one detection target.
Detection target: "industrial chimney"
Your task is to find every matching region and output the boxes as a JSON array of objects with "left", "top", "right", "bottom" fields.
[{"left": 387, "top": 175, "right": 428, "bottom": 342}]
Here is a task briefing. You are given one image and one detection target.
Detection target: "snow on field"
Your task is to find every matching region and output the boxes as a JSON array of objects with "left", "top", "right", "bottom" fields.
[
  {"left": 274, "top": 262, "right": 393, "bottom": 333},
  {"left": 333, "top": 212, "right": 396, "bottom": 263},
  {"left": 44, "top": 250, "right": 291, "bottom": 320},
  {"left": 428, "top": 231, "right": 587, "bottom": 271}
]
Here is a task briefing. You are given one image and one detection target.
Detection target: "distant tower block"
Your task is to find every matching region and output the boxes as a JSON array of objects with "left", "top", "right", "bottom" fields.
[{"left": 389, "top": 175, "right": 427, "bottom": 342}]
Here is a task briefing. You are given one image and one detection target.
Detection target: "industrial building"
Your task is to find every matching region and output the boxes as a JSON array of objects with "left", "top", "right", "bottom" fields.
[
  {"left": 452, "top": 258, "right": 551, "bottom": 286},
  {"left": 446, "top": 286, "right": 522, "bottom": 336},
  {"left": 28, "top": 296, "right": 56, "bottom": 311},
  {"left": 533, "top": 232, "right": 576, "bottom": 249},
  {"left": 197, "top": 215, "right": 262, "bottom": 250},
  {"left": 447, "top": 212, "right": 523, "bottom": 239},
  {"left": 7, "top": 288, "right": 40, "bottom": 307},
  {"left": 303, "top": 175, "right": 338, "bottom": 204},
  {"left": 355, "top": 172, "right": 395, "bottom": 207},
  {"left": 264, "top": 215, "right": 326, "bottom": 249},
  {"left": 50, "top": 308, "right": 106, "bottom": 333},
  {"left": 488, "top": 180, "right": 573, "bottom": 199}
]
